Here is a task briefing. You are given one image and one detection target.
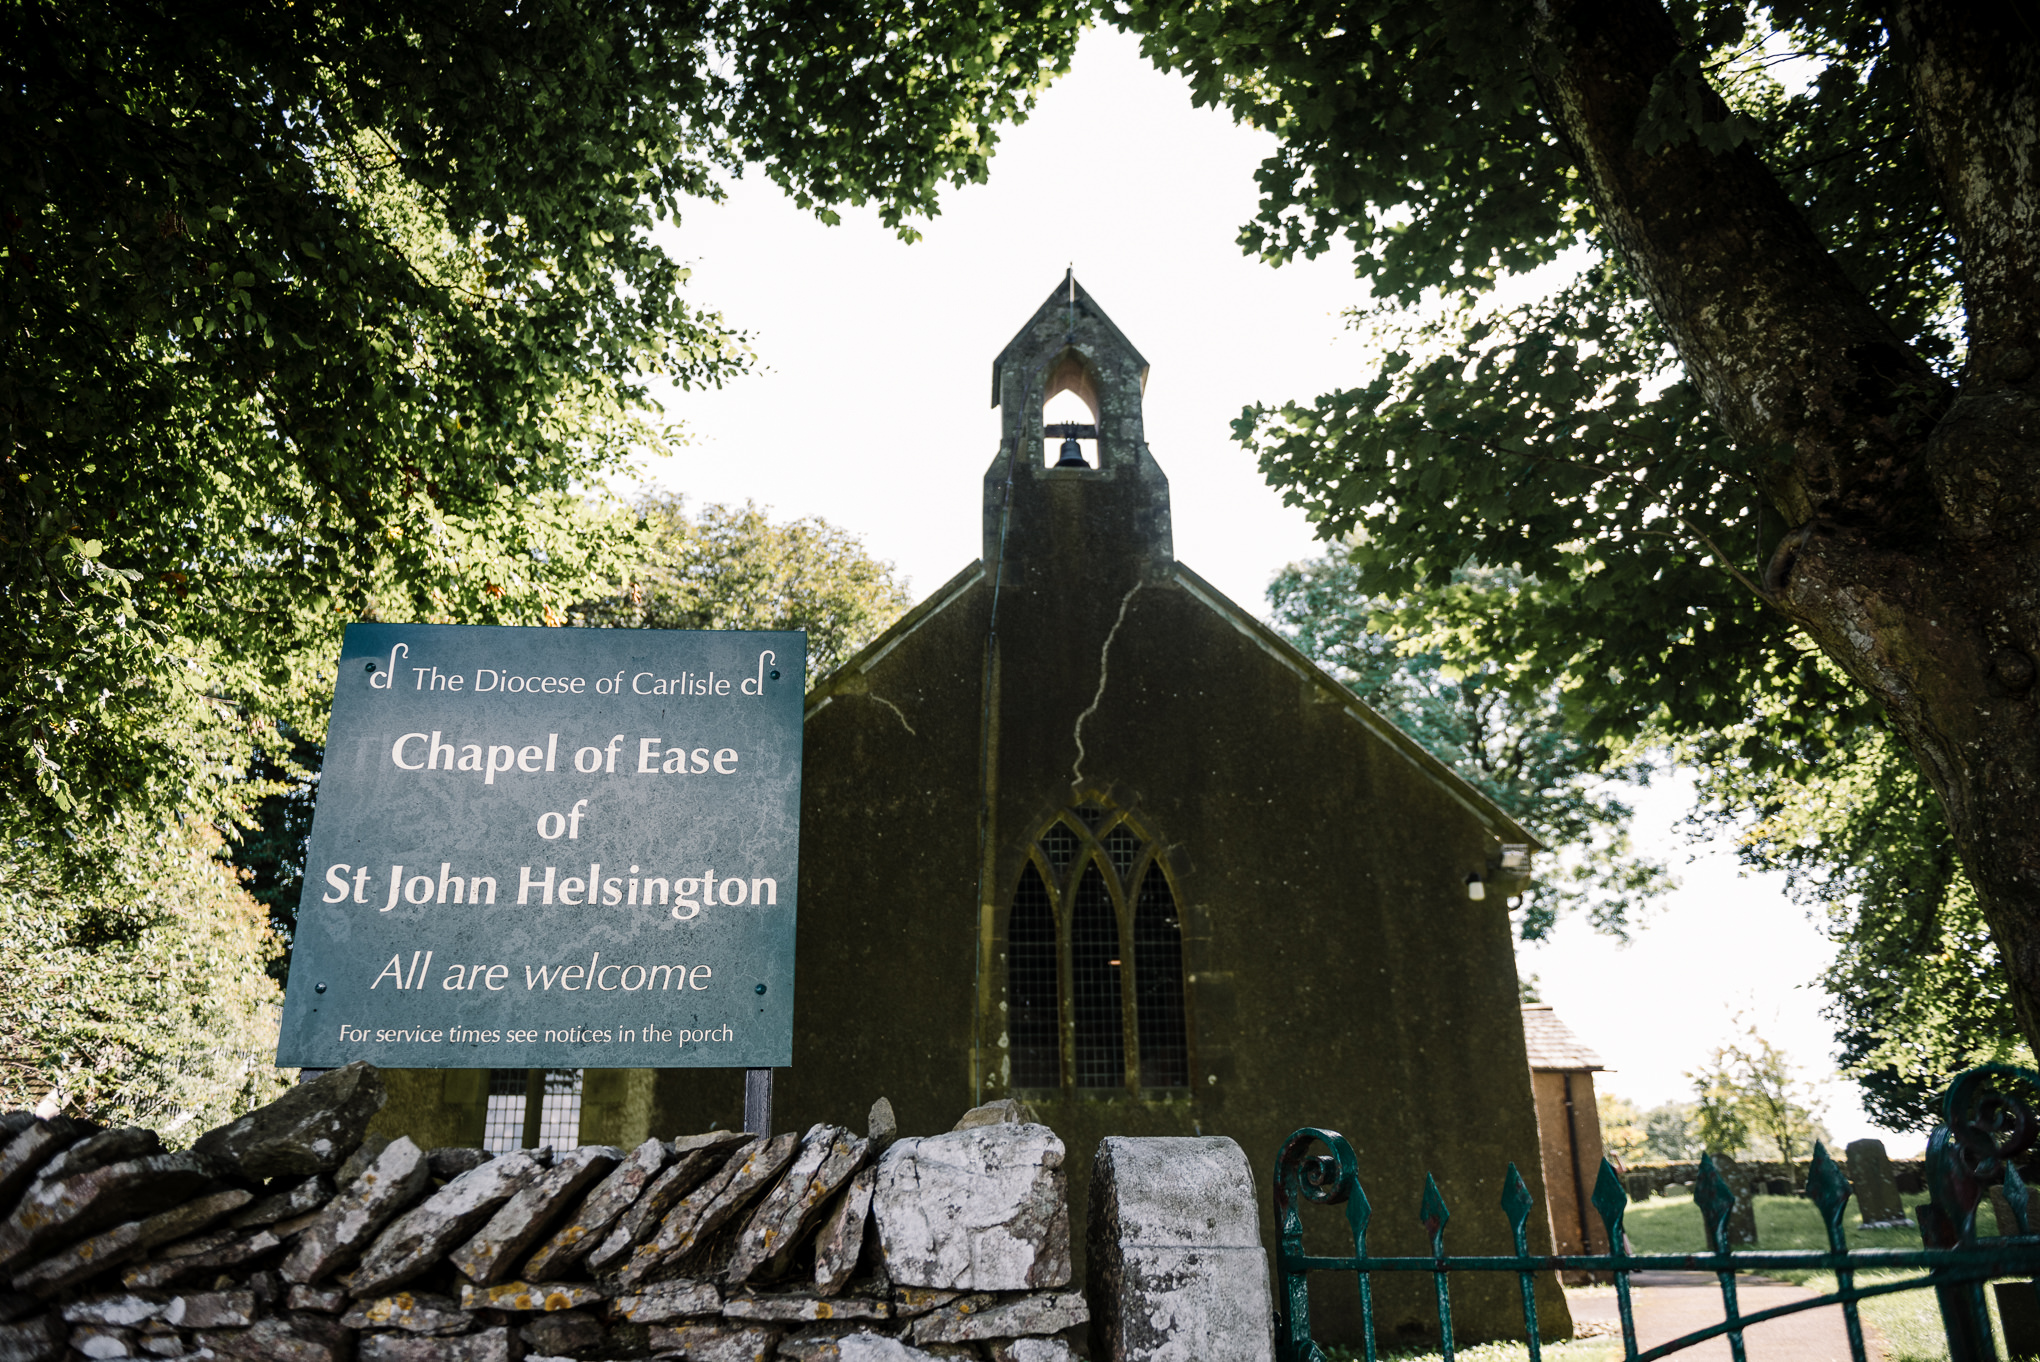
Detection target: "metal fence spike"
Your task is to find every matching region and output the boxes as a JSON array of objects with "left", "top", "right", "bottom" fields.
[
  {"left": 1347, "top": 1171, "right": 1374, "bottom": 1249},
  {"left": 1501, "top": 1162, "right": 1543, "bottom": 1362},
  {"left": 1592, "top": 1158, "right": 1629, "bottom": 1248},
  {"left": 1501, "top": 1163, "right": 1534, "bottom": 1254},
  {"left": 1421, "top": 1173, "right": 1451, "bottom": 1252},
  {"left": 2007, "top": 1162, "right": 2032, "bottom": 1236},
  {"left": 1806, "top": 1142, "right": 1854, "bottom": 1246},
  {"left": 1269, "top": 1063, "right": 2040, "bottom": 1362},
  {"left": 1805, "top": 1142, "right": 1870, "bottom": 1362},
  {"left": 1696, "top": 1153, "right": 1737, "bottom": 1254}
]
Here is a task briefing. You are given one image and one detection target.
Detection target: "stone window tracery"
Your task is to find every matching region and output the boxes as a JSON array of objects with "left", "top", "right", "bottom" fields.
[{"left": 1002, "top": 808, "right": 1190, "bottom": 1094}]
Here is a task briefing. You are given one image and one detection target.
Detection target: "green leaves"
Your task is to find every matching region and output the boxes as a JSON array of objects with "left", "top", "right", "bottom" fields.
[
  {"left": 0, "top": 819, "right": 291, "bottom": 1135},
  {"left": 1267, "top": 553, "right": 1670, "bottom": 940},
  {"left": 571, "top": 494, "right": 913, "bottom": 678},
  {"left": 1248, "top": 261, "right": 1864, "bottom": 760},
  {"left": 1688, "top": 1018, "right": 1826, "bottom": 1175},
  {"left": 1686, "top": 721, "right": 2030, "bottom": 1130},
  {"left": 1119, "top": 0, "right": 1957, "bottom": 768},
  {"left": 2, "top": 0, "right": 1084, "bottom": 870},
  {"left": 1635, "top": 50, "right": 1764, "bottom": 154}
]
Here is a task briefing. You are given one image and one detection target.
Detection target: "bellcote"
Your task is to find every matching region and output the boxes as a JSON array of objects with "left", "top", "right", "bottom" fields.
[{"left": 982, "top": 273, "right": 1172, "bottom": 576}]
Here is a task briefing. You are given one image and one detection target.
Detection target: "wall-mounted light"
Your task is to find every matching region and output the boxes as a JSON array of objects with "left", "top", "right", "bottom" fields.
[{"left": 1466, "top": 872, "right": 1486, "bottom": 901}]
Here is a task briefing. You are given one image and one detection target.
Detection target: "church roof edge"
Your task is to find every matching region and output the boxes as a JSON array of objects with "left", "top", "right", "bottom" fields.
[
  {"left": 1168, "top": 562, "right": 1543, "bottom": 850},
  {"left": 1521, "top": 1005, "right": 1608, "bottom": 1071},
  {"left": 804, "top": 560, "right": 986, "bottom": 720},
  {"left": 804, "top": 554, "right": 1541, "bottom": 853}
]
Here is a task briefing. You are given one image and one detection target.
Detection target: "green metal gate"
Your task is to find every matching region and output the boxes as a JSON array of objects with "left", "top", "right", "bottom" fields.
[{"left": 1274, "top": 1064, "right": 2040, "bottom": 1362}]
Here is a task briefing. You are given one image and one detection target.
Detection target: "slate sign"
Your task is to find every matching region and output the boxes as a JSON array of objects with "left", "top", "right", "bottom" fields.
[{"left": 275, "top": 623, "right": 804, "bottom": 1070}]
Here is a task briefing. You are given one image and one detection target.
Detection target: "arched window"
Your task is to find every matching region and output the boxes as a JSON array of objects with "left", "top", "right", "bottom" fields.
[
  {"left": 1008, "top": 864, "right": 1061, "bottom": 1088},
  {"left": 1134, "top": 868, "right": 1189, "bottom": 1088},
  {"left": 1070, "top": 866, "right": 1125, "bottom": 1088},
  {"left": 1003, "top": 807, "right": 1190, "bottom": 1094}
]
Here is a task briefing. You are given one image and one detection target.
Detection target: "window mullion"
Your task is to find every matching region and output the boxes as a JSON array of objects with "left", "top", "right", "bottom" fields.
[
  {"left": 1054, "top": 855, "right": 1075, "bottom": 1093},
  {"left": 1111, "top": 856, "right": 1138, "bottom": 1093}
]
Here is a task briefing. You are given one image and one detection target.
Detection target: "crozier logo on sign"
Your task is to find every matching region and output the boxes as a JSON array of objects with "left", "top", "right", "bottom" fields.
[{"left": 275, "top": 623, "right": 805, "bottom": 1070}]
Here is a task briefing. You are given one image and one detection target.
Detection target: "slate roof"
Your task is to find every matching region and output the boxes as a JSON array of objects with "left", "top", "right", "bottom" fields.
[{"left": 1521, "top": 1005, "right": 1606, "bottom": 1071}]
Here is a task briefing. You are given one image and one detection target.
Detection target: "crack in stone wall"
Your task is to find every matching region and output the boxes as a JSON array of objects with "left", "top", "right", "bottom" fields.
[
  {"left": 869, "top": 695, "right": 916, "bottom": 737},
  {"left": 1069, "top": 583, "right": 1143, "bottom": 795}
]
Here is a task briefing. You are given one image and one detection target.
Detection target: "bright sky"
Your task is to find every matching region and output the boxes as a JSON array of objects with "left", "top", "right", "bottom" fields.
[{"left": 632, "top": 26, "right": 1911, "bottom": 1152}]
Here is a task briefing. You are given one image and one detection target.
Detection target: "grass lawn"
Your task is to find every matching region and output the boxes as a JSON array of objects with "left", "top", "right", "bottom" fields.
[
  {"left": 1324, "top": 1187, "right": 2024, "bottom": 1362},
  {"left": 1322, "top": 1342, "right": 1627, "bottom": 1362},
  {"left": 1624, "top": 1186, "right": 2003, "bottom": 1362}
]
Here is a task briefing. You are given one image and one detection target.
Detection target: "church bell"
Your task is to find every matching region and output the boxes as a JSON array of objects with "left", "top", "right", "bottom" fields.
[{"left": 1054, "top": 436, "right": 1088, "bottom": 468}]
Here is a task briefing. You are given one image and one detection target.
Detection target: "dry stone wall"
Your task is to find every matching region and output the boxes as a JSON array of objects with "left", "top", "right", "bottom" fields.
[
  {"left": 1618, "top": 1154, "right": 1927, "bottom": 1203},
  {"left": 0, "top": 1065, "right": 1091, "bottom": 1362}
]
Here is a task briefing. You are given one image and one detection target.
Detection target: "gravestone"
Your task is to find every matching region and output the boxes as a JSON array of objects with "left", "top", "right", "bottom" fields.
[
  {"left": 1992, "top": 1184, "right": 2040, "bottom": 1236},
  {"left": 1846, "top": 1139, "right": 1907, "bottom": 1227},
  {"left": 1707, "top": 1154, "right": 1759, "bottom": 1248},
  {"left": 1996, "top": 1284, "right": 2040, "bottom": 1360}
]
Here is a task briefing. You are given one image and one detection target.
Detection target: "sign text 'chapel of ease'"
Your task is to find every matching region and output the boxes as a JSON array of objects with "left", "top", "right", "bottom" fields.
[{"left": 275, "top": 624, "right": 805, "bottom": 1070}]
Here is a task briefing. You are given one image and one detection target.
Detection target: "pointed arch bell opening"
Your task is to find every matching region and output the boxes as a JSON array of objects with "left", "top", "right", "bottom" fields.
[{"left": 1041, "top": 346, "right": 1102, "bottom": 468}]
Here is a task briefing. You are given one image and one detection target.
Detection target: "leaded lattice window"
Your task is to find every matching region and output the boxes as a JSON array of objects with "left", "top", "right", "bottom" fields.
[
  {"left": 1071, "top": 866, "right": 1125, "bottom": 1088},
  {"left": 1134, "top": 867, "right": 1190, "bottom": 1088},
  {"left": 1008, "top": 865, "right": 1061, "bottom": 1087},
  {"left": 1104, "top": 825, "right": 1139, "bottom": 879},
  {"left": 483, "top": 1070, "right": 529, "bottom": 1152},
  {"left": 1003, "top": 808, "right": 1190, "bottom": 1093},
  {"left": 482, "top": 1069, "right": 585, "bottom": 1151},
  {"left": 1039, "top": 824, "right": 1077, "bottom": 871}
]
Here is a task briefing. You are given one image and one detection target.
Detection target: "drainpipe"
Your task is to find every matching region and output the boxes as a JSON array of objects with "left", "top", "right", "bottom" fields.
[{"left": 1562, "top": 1071, "right": 1593, "bottom": 1253}]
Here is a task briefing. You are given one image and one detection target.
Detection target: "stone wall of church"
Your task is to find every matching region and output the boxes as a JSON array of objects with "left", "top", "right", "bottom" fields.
[{"left": 724, "top": 555, "right": 1569, "bottom": 1350}]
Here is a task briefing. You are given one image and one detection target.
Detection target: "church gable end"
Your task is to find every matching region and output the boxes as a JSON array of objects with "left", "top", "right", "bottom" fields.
[{"left": 768, "top": 275, "right": 1564, "bottom": 1347}]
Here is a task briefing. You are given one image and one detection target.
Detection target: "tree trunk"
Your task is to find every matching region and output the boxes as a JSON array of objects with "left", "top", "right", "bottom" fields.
[{"left": 1525, "top": 0, "right": 2040, "bottom": 1051}]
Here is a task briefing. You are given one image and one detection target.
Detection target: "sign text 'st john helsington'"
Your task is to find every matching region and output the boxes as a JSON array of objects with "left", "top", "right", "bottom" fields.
[{"left": 275, "top": 624, "right": 805, "bottom": 1071}]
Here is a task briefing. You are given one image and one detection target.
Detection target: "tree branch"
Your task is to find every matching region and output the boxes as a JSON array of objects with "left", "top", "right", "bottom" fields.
[
  {"left": 1526, "top": 0, "right": 1953, "bottom": 538},
  {"left": 1884, "top": 3, "right": 2040, "bottom": 386}
]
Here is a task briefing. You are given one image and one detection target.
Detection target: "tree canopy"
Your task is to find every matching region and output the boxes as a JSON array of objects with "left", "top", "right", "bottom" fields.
[
  {"left": 4, "top": 0, "right": 1072, "bottom": 1115},
  {"left": 1598, "top": 1093, "right": 1704, "bottom": 1165},
  {"left": 1269, "top": 553, "right": 1669, "bottom": 940},
  {"left": 1689, "top": 1020, "right": 1828, "bottom": 1175},
  {"left": 1687, "top": 717, "right": 2028, "bottom": 1128},
  {"left": 571, "top": 494, "right": 914, "bottom": 678},
  {"left": 3, "top": 0, "right": 1083, "bottom": 868},
  {"left": 0, "top": 819, "right": 289, "bottom": 1135},
  {"left": 1110, "top": 0, "right": 2040, "bottom": 1072}
]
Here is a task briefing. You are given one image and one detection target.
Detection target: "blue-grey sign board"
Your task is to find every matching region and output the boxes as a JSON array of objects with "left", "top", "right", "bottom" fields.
[{"left": 276, "top": 623, "right": 804, "bottom": 1070}]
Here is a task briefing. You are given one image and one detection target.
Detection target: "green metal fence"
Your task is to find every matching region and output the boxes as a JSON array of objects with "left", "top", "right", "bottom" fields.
[{"left": 1273, "top": 1064, "right": 2040, "bottom": 1362}]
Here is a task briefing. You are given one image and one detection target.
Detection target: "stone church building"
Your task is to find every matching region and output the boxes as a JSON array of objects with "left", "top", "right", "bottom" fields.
[{"left": 375, "top": 276, "right": 1569, "bottom": 1342}]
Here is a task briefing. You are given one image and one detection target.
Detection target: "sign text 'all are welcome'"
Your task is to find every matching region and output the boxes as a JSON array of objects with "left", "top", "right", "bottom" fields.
[{"left": 276, "top": 623, "right": 804, "bottom": 1070}]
